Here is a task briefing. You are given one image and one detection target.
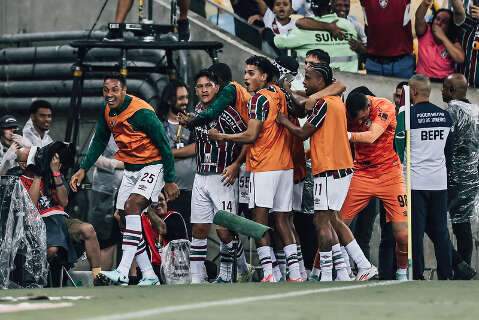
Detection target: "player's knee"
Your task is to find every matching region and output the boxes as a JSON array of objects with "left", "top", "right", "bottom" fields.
[
  {"left": 124, "top": 194, "right": 147, "bottom": 214},
  {"left": 314, "top": 212, "right": 331, "bottom": 228},
  {"left": 274, "top": 215, "right": 289, "bottom": 229},
  {"left": 393, "top": 224, "right": 408, "bottom": 245},
  {"left": 192, "top": 223, "right": 209, "bottom": 238},
  {"left": 80, "top": 223, "right": 97, "bottom": 240}
]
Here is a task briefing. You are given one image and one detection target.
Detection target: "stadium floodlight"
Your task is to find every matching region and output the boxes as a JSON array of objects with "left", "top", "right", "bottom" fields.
[{"left": 403, "top": 84, "right": 413, "bottom": 281}]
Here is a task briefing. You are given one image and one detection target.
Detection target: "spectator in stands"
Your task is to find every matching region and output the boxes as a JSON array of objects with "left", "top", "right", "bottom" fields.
[
  {"left": 360, "top": 0, "right": 414, "bottom": 78},
  {"left": 274, "top": 0, "right": 359, "bottom": 72},
  {"left": 0, "top": 115, "right": 23, "bottom": 175},
  {"left": 443, "top": 73, "right": 479, "bottom": 279},
  {"left": 104, "top": 0, "right": 191, "bottom": 41},
  {"left": 23, "top": 100, "right": 54, "bottom": 147},
  {"left": 159, "top": 80, "right": 195, "bottom": 238},
  {"left": 457, "top": 1, "right": 479, "bottom": 88},
  {"left": 16, "top": 146, "right": 103, "bottom": 284},
  {"left": 249, "top": 0, "right": 296, "bottom": 34},
  {"left": 415, "top": 0, "right": 464, "bottom": 81},
  {"left": 407, "top": 75, "right": 453, "bottom": 280},
  {"left": 250, "top": 0, "right": 296, "bottom": 55},
  {"left": 295, "top": 0, "right": 367, "bottom": 57},
  {"left": 88, "top": 136, "right": 124, "bottom": 270}
]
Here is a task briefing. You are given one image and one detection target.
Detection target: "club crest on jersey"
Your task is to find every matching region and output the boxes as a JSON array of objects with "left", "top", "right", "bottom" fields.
[
  {"left": 379, "top": 0, "right": 388, "bottom": 8},
  {"left": 441, "top": 49, "right": 448, "bottom": 59},
  {"left": 379, "top": 112, "right": 388, "bottom": 121}
]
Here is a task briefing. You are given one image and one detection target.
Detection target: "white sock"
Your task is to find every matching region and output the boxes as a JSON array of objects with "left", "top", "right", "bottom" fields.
[
  {"left": 257, "top": 246, "right": 273, "bottom": 278},
  {"left": 135, "top": 239, "right": 156, "bottom": 278},
  {"left": 236, "top": 240, "right": 248, "bottom": 274},
  {"left": 275, "top": 249, "right": 287, "bottom": 278},
  {"left": 117, "top": 215, "right": 142, "bottom": 277},
  {"left": 311, "top": 267, "right": 321, "bottom": 277},
  {"left": 345, "top": 240, "right": 371, "bottom": 270},
  {"left": 191, "top": 237, "right": 208, "bottom": 281},
  {"left": 311, "top": 251, "right": 321, "bottom": 277},
  {"left": 319, "top": 251, "right": 333, "bottom": 281},
  {"left": 219, "top": 241, "right": 234, "bottom": 281},
  {"left": 284, "top": 244, "right": 301, "bottom": 279},
  {"left": 297, "top": 245, "right": 307, "bottom": 278},
  {"left": 270, "top": 248, "right": 283, "bottom": 281},
  {"left": 341, "top": 246, "right": 352, "bottom": 274},
  {"left": 332, "top": 243, "right": 349, "bottom": 281}
]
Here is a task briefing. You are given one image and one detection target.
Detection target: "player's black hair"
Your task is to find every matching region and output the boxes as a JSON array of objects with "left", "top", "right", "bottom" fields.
[
  {"left": 208, "top": 63, "right": 232, "bottom": 86},
  {"left": 396, "top": 81, "right": 409, "bottom": 90},
  {"left": 103, "top": 73, "right": 127, "bottom": 87},
  {"left": 308, "top": 62, "right": 333, "bottom": 86},
  {"left": 194, "top": 69, "right": 219, "bottom": 85},
  {"left": 306, "top": 48, "right": 331, "bottom": 65},
  {"left": 245, "top": 55, "right": 278, "bottom": 83},
  {"left": 346, "top": 92, "right": 369, "bottom": 119},
  {"left": 29, "top": 100, "right": 53, "bottom": 115},
  {"left": 349, "top": 86, "right": 375, "bottom": 97}
]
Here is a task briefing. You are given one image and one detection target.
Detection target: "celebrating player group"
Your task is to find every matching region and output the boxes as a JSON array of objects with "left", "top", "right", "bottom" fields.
[{"left": 71, "top": 49, "right": 410, "bottom": 285}]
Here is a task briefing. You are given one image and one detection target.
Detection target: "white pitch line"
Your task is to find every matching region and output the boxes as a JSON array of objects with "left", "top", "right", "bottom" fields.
[{"left": 86, "top": 281, "right": 404, "bottom": 320}]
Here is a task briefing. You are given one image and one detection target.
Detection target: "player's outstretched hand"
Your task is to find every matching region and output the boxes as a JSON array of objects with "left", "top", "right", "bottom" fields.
[
  {"left": 164, "top": 182, "right": 180, "bottom": 201},
  {"left": 222, "top": 162, "right": 240, "bottom": 186},
  {"left": 276, "top": 112, "right": 288, "bottom": 125},
  {"left": 208, "top": 128, "right": 224, "bottom": 142},
  {"left": 70, "top": 168, "right": 85, "bottom": 192}
]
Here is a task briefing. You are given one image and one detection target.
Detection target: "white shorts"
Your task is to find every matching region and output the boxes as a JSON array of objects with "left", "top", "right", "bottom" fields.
[
  {"left": 249, "top": 169, "right": 293, "bottom": 212},
  {"left": 293, "top": 181, "right": 305, "bottom": 212},
  {"left": 191, "top": 174, "right": 238, "bottom": 224},
  {"left": 238, "top": 164, "right": 250, "bottom": 204},
  {"left": 313, "top": 172, "right": 352, "bottom": 212},
  {"left": 116, "top": 164, "right": 165, "bottom": 210}
]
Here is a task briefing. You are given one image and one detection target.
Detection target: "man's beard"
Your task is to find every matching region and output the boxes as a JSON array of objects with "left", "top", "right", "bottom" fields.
[{"left": 172, "top": 104, "right": 187, "bottom": 114}]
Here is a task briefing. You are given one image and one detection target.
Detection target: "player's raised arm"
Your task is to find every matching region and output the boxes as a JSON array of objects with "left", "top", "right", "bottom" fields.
[{"left": 184, "top": 83, "right": 236, "bottom": 127}]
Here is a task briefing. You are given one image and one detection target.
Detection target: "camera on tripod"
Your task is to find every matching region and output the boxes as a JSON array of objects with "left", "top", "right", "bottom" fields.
[{"left": 27, "top": 142, "right": 75, "bottom": 176}]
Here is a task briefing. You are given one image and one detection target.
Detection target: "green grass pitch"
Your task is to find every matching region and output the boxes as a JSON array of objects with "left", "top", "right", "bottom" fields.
[{"left": 1, "top": 281, "right": 478, "bottom": 320}]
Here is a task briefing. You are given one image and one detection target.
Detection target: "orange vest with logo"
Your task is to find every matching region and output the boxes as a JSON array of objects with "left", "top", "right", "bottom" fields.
[
  {"left": 104, "top": 95, "right": 162, "bottom": 164},
  {"left": 247, "top": 85, "right": 293, "bottom": 172},
  {"left": 231, "top": 81, "right": 251, "bottom": 123},
  {"left": 310, "top": 96, "right": 353, "bottom": 175}
]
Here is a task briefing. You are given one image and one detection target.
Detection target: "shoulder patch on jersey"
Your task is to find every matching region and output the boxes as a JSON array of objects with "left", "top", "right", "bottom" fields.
[{"left": 379, "top": 111, "right": 388, "bottom": 121}]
